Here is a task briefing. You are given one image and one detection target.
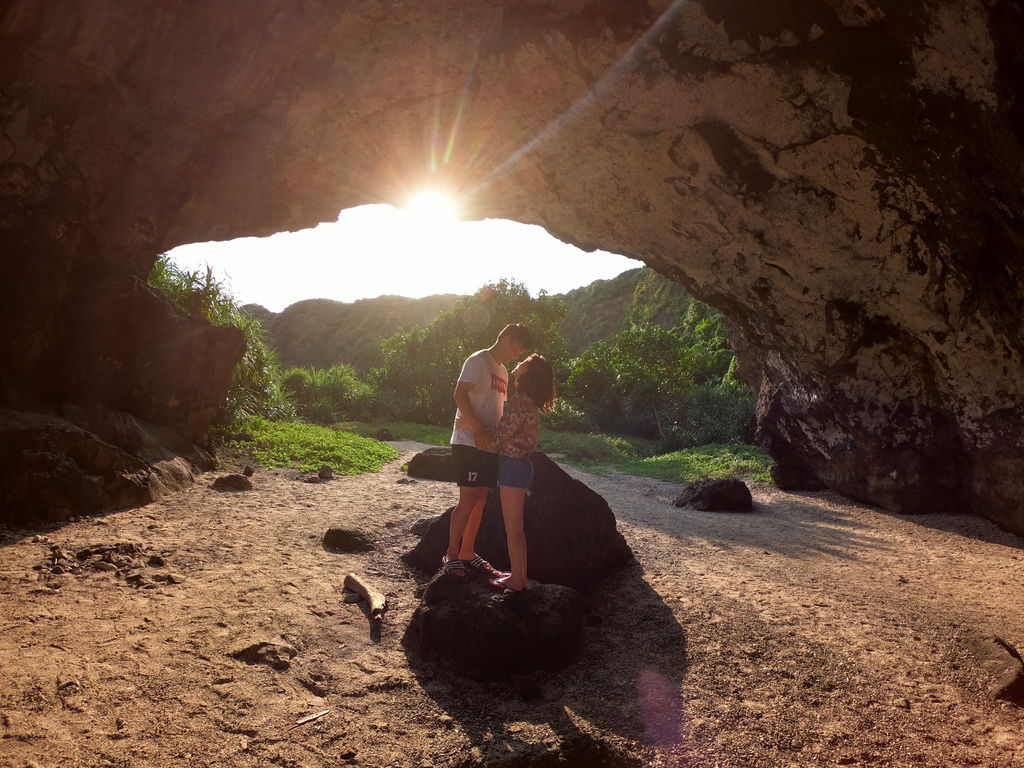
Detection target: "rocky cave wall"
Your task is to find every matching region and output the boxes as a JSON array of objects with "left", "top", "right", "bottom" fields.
[{"left": 2, "top": 0, "right": 1022, "bottom": 533}]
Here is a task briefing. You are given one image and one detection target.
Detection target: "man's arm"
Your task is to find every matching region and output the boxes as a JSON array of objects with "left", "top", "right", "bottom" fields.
[{"left": 454, "top": 380, "right": 494, "bottom": 451}]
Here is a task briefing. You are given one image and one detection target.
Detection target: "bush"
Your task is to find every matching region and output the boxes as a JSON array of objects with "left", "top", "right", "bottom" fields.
[
  {"left": 282, "top": 364, "right": 376, "bottom": 425},
  {"left": 541, "top": 400, "right": 595, "bottom": 433},
  {"left": 660, "top": 375, "right": 756, "bottom": 451},
  {"left": 149, "top": 255, "right": 294, "bottom": 422}
]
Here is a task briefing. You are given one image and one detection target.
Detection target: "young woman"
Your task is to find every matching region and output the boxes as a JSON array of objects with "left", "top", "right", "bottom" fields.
[{"left": 490, "top": 353, "right": 556, "bottom": 591}]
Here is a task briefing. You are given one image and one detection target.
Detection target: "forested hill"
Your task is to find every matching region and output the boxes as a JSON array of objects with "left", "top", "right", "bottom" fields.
[
  {"left": 243, "top": 294, "right": 460, "bottom": 373},
  {"left": 246, "top": 267, "right": 693, "bottom": 370},
  {"left": 558, "top": 268, "right": 692, "bottom": 355}
]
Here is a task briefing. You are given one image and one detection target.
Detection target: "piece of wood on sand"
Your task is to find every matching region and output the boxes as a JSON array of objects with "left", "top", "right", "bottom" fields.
[
  {"left": 344, "top": 572, "right": 387, "bottom": 622},
  {"left": 289, "top": 709, "right": 330, "bottom": 731}
]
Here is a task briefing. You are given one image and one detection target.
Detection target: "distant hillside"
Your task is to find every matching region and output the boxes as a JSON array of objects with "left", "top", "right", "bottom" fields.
[
  {"left": 557, "top": 268, "right": 692, "bottom": 355},
  {"left": 245, "top": 294, "right": 460, "bottom": 373},
  {"left": 244, "top": 268, "right": 691, "bottom": 371}
]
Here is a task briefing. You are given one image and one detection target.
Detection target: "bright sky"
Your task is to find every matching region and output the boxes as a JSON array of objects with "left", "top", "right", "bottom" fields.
[{"left": 167, "top": 198, "right": 639, "bottom": 312}]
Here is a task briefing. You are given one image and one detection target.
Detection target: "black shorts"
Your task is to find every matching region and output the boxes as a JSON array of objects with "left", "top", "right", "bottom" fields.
[{"left": 451, "top": 444, "right": 498, "bottom": 488}]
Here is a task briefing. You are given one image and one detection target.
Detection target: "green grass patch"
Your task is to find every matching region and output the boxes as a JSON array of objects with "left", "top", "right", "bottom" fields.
[
  {"left": 339, "top": 421, "right": 451, "bottom": 446},
  {"left": 618, "top": 443, "right": 772, "bottom": 483},
  {"left": 226, "top": 418, "right": 399, "bottom": 473},
  {"left": 538, "top": 430, "right": 657, "bottom": 472},
  {"left": 329, "top": 421, "right": 769, "bottom": 484}
]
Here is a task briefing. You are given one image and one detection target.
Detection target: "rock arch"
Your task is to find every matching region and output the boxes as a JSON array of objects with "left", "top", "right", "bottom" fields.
[{"left": 2, "top": 1, "right": 1022, "bottom": 533}]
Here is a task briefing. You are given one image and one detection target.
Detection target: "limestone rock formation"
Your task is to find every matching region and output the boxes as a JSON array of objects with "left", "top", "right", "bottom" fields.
[
  {"left": 0, "top": 407, "right": 214, "bottom": 525},
  {"left": 2, "top": 2, "right": 1022, "bottom": 533},
  {"left": 405, "top": 453, "right": 633, "bottom": 589}
]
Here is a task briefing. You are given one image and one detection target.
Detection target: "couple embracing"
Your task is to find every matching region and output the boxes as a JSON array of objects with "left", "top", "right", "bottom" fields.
[{"left": 442, "top": 324, "right": 556, "bottom": 591}]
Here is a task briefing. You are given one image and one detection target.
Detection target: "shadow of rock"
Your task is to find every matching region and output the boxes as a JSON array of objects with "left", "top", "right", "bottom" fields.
[
  {"left": 572, "top": 469, "right": 895, "bottom": 561},
  {"left": 404, "top": 561, "right": 690, "bottom": 765}
]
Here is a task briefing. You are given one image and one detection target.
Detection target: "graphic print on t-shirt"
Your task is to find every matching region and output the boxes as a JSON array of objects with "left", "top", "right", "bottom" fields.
[{"left": 491, "top": 373, "right": 507, "bottom": 395}]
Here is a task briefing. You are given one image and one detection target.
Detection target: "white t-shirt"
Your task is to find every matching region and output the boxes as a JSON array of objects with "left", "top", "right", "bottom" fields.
[{"left": 450, "top": 349, "right": 508, "bottom": 449}]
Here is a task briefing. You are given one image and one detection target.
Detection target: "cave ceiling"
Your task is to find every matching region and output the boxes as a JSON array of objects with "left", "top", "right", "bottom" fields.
[{"left": 1, "top": 0, "right": 1022, "bottom": 534}]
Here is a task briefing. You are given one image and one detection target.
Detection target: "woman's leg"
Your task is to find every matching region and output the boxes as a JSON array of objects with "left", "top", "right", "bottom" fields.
[{"left": 499, "top": 485, "right": 528, "bottom": 590}]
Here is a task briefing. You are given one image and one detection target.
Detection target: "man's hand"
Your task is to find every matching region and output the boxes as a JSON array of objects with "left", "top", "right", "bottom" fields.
[
  {"left": 474, "top": 428, "right": 495, "bottom": 452},
  {"left": 456, "top": 415, "right": 495, "bottom": 451}
]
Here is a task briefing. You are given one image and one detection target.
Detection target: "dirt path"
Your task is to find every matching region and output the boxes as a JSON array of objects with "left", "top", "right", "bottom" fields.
[{"left": 1, "top": 443, "right": 1022, "bottom": 767}]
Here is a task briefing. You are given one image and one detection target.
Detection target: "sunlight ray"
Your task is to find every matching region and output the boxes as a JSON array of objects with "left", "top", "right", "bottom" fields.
[
  {"left": 444, "top": 53, "right": 480, "bottom": 166},
  {"left": 474, "top": 0, "right": 691, "bottom": 194}
]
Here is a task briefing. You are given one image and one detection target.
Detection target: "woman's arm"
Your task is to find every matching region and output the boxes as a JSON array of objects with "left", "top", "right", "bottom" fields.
[{"left": 494, "top": 396, "right": 527, "bottom": 447}]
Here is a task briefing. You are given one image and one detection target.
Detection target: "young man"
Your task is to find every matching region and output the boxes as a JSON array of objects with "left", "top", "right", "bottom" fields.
[{"left": 443, "top": 324, "right": 531, "bottom": 578}]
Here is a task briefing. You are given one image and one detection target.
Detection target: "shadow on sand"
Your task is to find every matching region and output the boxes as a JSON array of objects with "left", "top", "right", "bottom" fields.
[
  {"left": 404, "top": 560, "right": 692, "bottom": 766},
  {"left": 626, "top": 480, "right": 1024, "bottom": 559}
]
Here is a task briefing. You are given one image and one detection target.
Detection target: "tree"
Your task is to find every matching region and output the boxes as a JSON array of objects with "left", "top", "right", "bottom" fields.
[
  {"left": 563, "top": 302, "right": 756, "bottom": 446},
  {"left": 566, "top": 326, "right": 692, "bottom": 438},
  {"left": 371, "top": 280, "right": 566, "bottom": 424}
]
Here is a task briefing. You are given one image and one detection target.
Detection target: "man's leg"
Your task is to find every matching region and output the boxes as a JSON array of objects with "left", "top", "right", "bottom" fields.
[
  {"left": 447, "top": 485, "right": 489, "bottom": 562},
  {"left": 457, "top": 487, "right": 489, "bottom": 562}
]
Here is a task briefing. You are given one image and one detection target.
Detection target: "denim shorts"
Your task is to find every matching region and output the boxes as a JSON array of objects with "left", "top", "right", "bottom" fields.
[{"left": 498, "top": 455, "right": 534, "bottom": 489}]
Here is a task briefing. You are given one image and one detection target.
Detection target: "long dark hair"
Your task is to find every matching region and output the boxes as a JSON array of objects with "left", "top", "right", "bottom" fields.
[{"left": 516, "top": 354, "right": 557, "bottom": 411}]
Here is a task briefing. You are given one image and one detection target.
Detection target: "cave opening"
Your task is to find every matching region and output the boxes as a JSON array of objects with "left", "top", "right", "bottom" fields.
[{"left": 164, "top": 201, "right": 639, "bottom": 313}]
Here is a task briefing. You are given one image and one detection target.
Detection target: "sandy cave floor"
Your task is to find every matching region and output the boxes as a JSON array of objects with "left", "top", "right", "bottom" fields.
[{"left": 1, "top": 442, "right": 1022, "bottom": 768}]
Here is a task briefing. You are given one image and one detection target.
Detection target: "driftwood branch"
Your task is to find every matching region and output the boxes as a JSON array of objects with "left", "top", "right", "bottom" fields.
[
  {"left": 288, "top": 709, "right": 330, "bottom": 731},
  {"left": 344, "top": 572, "right": 387, "bottom": 622}
]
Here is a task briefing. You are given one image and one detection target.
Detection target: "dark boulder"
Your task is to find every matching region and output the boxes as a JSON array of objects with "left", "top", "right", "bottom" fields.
[
  {"left": 402, "top": 571, "right": 585, "bottom": 680},
  {"left": 212, "top": 473, "right": 252, "bottom": 491},
  {"left": 673, "top": 478, "right": 753, "bottom": 512},
  {"left": 323, "top": 528, "right": 375, "bottom": 553},
  {"left": 407, "top": 446, "right": 455, "bottom": 481},
  {"left": 404, "top": 453, "right": 631, "bottom": 590}
]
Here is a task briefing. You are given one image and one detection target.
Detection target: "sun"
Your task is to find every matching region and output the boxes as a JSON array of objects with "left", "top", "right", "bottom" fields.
[{"left": 406, "top": 189, "right": 459, "bottom": 222}]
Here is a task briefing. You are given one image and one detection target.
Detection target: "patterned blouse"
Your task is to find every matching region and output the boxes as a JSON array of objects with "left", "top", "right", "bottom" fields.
[{"left": 494, "top": 392, "right": 540, "bottom": 459}]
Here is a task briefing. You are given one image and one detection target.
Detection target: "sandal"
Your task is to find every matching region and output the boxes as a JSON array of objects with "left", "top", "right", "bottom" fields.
[
  {"left": 441, "top": 555, "right": 466, "bottom": 578},
  {"left": 467, "top": 556, "right": 510, "bottom": 580}
]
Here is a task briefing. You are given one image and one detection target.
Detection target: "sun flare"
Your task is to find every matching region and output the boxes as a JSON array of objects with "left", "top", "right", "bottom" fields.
[{"left": 406, "top": 189, "right": 459, "bottom": 222}]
